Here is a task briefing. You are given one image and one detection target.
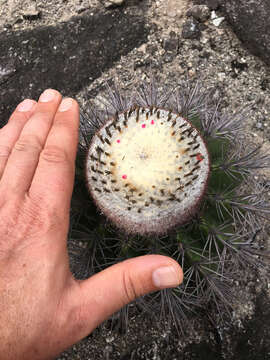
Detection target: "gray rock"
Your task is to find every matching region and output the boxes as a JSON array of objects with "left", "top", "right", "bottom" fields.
[
  {"left": 182, "top": 18, "right": 201, "bottom": 39},
  {"left": 220, "top": 0, "right": 270, "bottom": 66},
  {"left": 194, "top": 0, "right": 270, "bottom": 66},
  {"left": 0, "top": 62, "right": 16, "bottom": 85},
  {"left": 211, "top": 15, "right": 224, "bottom": 27},
  {"left": 186, "top": 5, "right": 210, "bottom": 22},
  {"left": 0, "top": 8, "right": 148, "bottom": 126}
]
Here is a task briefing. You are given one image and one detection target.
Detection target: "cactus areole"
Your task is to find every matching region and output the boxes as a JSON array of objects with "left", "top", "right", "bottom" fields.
[{"left": 86, "top": 107, "right": 210, "bottom": 236}]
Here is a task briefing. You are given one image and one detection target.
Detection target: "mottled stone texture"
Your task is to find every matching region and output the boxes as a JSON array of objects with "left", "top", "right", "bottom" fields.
[{"left": 194, "top": 0, "right": 270, "bottom": 65}]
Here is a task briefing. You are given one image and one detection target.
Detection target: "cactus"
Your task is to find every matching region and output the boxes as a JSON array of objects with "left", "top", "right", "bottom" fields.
[{"left": 69, "top": 78, "right": 270, "bottom": 333}]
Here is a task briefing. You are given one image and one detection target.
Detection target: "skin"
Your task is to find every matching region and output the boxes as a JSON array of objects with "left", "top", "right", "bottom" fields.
[{"left": 0, "top": 90, "right": 183, "bottom": 360}]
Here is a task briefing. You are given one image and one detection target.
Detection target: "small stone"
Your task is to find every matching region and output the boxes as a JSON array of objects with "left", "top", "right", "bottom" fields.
[
  {"left": 162, "top": 32, "right": 179, "bottom": 52},
  {"left": 256, "top": 122, "right": 263, "bottom": 129},
  {"left": 186, "top": 5, "right": 210, "bottom": 23},
  {"left": 0, "top": 63, "right": 16, "bottom": 84},
  {"left": 105, "top": 0, "right": 125, "bottom": 8},
  {"left": 210, "top": 10, "right": 225, "bottom": 26},
  {"left": 212, "top": 16, "right": 224, "bottom": 27},
  {"left": 76, "top": 6, "right": 89, "bottom": 14},
  {"left": 22, "top": 7, "right": 41, "bottom": 20},
  {"left": 163, "top": 53, "right": 174, "bottom": 63},
  {"left": 146, "top": 44, "right": 158, "bottom": 55},
  {"left": 182, "top": 18, "right": 201, "bottom": 39},
  {"left": 217, "top": 72, "right": 226, "bottom": 81},
  {"left": 260, "top": 78, "right": 269, "bottom": 91},
  {"left": 211, "top": 11, "right": 217, "bottom": 19}
]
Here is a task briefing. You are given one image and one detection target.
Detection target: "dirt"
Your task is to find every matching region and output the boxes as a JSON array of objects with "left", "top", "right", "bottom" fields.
[{"left": 0, "top": 0, "right": 270, "bottom": 359}]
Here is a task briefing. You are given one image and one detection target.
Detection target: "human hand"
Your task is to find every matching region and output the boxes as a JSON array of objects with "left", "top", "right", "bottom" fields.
[{"left": 0, "top": 90, "right": 183, "bottom": 360}]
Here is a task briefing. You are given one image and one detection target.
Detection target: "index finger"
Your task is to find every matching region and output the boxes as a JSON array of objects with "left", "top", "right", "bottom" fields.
[{"left": 29, "top": 98, "right": 79, "bottom": 215}]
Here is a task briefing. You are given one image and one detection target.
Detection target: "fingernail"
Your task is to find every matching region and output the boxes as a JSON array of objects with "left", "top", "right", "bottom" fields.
[
  {"left": 152, "top": 266, "right": 180, "bottom": 289},
  {"left": 58, "top": 98, "right": 73, "bottom": 112},
  {"left": 39, "top": 89, "right": 57, "bottom": 102},
  {"left": 17, "top": 99, "right": 36, "bottom": 112}
]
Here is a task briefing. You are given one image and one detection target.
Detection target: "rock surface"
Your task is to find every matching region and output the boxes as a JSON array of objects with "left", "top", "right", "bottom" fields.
[
  {"left": 0, "top": 7, "right": 148, "bottom": 127},
  {"left": 0, "top": 1, "right": 270, "bottom": 359},
  {"left": 195, "top": 0, "right": 270, "bottom": 65},
  {"left": 186, "top": 5, "right": 210, "bottom": 22}
]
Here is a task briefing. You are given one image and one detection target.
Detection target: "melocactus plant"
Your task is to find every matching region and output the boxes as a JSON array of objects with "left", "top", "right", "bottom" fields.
[{"left": 69, "top": 78, "right": 270, "bottom": 332}]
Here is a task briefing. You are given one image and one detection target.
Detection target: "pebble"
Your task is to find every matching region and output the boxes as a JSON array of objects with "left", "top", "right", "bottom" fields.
[
  {"left": 105, "top": 0, "right": 125, "bottom": 7},
  {"left": 186, "top": 5, "right": 210, "bottom": 23},
  {"left": 212, "top": 16, "right": 225, "bottom": 27},
  {"left": 211, "top": 11, "right": 217, "bottom": 20},
  {"left": 217, "top": 72, "right": 226, "bottom": 81},
  {"left": 0, "top": 63, "right": 16, "bottom": 83},
  {"left": 22, "top": 7, "right": 41, "bottom": 20},
  {"left": 182, "top": 18, "right": 201, "bottom": 40},
  {"left": 211, "top": 10, "right": 224, "bottom": 27},
  {"left": 76, "top": 6, "right": 90, "bottom": 14},
  {"left": 162, "top": 32, "right": 178, "bottom": 52}
]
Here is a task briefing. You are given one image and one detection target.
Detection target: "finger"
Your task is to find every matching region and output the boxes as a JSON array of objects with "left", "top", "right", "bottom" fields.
[
  {"left": 69, "top": 255, "right": 183, "bottom": 339},
  {"left": 29, "top": 98, "right": 79, "bottom": 214},
  {"left": 0, "top": 99, "right": 37, "bottom": 179},
  {"left": 0, "top": 89, "right": 62, "bottom": 196}
]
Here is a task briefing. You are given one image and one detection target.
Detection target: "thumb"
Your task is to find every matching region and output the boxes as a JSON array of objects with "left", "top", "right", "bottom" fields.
[{"left": 70, "top": 255, "right": 183, "bottom": 338}]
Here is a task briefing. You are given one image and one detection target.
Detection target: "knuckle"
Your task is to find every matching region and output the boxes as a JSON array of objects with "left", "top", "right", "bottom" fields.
[
  {"left": 41, "top": 146, "right": 68, "bottom": 164},
  {"left": 0, "top": 144, "right": 12, "bottom": 158},
  {"left": 122, "top": 270, "right": 138, "bottom": 303},
  {"left": 13, "top": 112, "right": 29, "bottom": 124},
  {"left": 14, "top": 134, "right": 42, "bottom": 153}
]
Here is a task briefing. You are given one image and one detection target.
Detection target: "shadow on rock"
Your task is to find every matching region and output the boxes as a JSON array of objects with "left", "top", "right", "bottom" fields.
[{"left": 0, "top": 8, "right": 148, "bottom": 126}]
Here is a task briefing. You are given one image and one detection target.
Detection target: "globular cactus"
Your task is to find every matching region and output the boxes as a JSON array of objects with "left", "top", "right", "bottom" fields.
[{"left": 69, "top": 78, "right": 270, "bottom": 333}]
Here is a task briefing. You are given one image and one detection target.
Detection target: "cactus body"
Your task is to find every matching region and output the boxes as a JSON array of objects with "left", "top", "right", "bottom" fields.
[{"left": 69, "top": 79, "right": 270, "bottom": 332}]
